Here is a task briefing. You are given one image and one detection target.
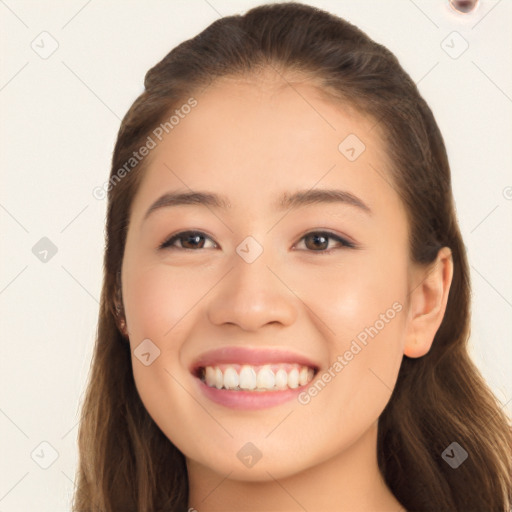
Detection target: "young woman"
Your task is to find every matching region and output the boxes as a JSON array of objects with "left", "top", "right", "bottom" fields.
[{"left": 73, "top": 3, "right": 512, "bottom": 511}]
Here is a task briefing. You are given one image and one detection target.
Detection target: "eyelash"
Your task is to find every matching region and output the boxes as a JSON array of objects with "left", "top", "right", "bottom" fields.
[{"left": 158, "top": 230, "right": 356, "bottom": 254}]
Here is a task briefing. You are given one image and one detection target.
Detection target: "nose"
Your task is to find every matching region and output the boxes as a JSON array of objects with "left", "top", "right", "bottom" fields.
[{"left": 207, "top": 248, "right": 297, "bottom": 332}]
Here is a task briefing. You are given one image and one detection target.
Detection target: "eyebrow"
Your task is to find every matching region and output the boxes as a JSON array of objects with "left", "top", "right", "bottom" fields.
[{"left": 142, "top": 188, "right": 372, "bottom": 222}]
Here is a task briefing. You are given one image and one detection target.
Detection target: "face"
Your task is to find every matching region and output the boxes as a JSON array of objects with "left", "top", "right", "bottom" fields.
[{"left": 121, "top": 72, "right": 412, "bottom": 481}]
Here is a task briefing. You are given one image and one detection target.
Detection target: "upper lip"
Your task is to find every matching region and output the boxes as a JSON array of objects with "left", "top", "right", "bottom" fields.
[{"left": 190, "top": 346, "right": 320, "bottom": 374}]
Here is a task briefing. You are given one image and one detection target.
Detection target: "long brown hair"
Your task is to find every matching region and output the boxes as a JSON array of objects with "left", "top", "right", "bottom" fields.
[{"left": 73, "top": 3, "right": 512, "bottom": 511}]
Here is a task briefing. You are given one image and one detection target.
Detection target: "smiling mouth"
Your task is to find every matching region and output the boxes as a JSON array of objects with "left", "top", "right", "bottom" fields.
[{"left": 195, "top": 363, "right": 318, "bottom": 392}]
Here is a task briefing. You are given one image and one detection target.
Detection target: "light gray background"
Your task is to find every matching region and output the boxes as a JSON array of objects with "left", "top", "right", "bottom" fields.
[{"left": 1, "top": 0, "right": 511, "bottom": 510}]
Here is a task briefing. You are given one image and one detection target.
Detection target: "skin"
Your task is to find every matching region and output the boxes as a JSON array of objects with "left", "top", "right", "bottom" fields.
[{"left": 120, "top": 69, "right": 453, "bottom": 511}]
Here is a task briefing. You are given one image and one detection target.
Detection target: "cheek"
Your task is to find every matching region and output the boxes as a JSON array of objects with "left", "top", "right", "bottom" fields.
[
  {"left": 299, "top": 249, "right": 407, "bottom": 416},
  {"left": 300, "top": 248, "right": 408, "bottom": 345},
  {"left": 122, "top": 263, "right": 211, "bottom": 445},
  {"left": 122, "top": 262, "right": 208, "bottom": 341}
]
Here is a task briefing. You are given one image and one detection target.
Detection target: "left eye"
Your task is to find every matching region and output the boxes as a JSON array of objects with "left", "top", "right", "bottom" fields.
[
  {"left": 159, "top": 230, "right": 354, "bottom": 253},
  {"left": 295, "top": 231, "right": 355, "bottom": 253},
  {"left": 159, "top": 231, "right": 217, "bottom": 250}
]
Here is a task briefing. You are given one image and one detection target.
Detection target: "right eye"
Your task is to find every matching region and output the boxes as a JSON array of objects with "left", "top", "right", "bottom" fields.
[{"left": 159, "top": 231, "right": 217, "bottom": 251}]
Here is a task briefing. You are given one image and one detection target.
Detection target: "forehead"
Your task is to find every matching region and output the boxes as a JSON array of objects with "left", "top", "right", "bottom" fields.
[{"left": 129, "top": 73, "right": 404, "bottom": 226}]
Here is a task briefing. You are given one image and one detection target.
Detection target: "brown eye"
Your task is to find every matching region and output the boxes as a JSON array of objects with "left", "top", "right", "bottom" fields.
[
  {"left": 159, "top": 231, "right": 216, "bottom": 250},
  {"left": 181, "top": 233, "right": 206, "bottom": 249},
  {"left": 304, "top": 233, "right": 329, "bottom": 250},
  {"left": 297, "top": 231, "right": 354, "bottom": 253}
]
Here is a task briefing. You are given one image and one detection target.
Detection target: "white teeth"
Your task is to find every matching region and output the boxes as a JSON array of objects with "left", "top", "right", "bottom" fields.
[
  {"left": 224, "top": 367, "right": 239, "bottom": 389},
  {"left": 256, "top": 365, "right": 275, "bottom": 390},
  {"left": 205, "top": 366, "right": 216, "bottom": 387},
  {"left": 239, "top": 365, "right": 257, "bottom": 390},
  {"left": 200, "top": 363, "right": 316, "bottom": 391},
  {"left": 299, "top": 366, "right": 309, "bottom": 386},
  {"left": 287, "top": 368, "right": 299, "bottom": 389},
  {"left": 275, "top": 369, "right": 288, "bottom": 389},
  {"left": 214, "top": 367, "right": 223, "bottom": 389}
]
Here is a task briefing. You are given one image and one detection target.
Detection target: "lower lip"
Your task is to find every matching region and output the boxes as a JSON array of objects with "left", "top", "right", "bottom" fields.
[{"left": 195, "top": 377, "right": 309, "bottom": 410}]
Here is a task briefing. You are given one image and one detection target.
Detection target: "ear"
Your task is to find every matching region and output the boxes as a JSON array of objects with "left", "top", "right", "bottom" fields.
[
  {"left": 404, "top": 247, "right": 453, "bottom": 358},
  {"left": 113, "top": 271, "right": 129, "bottom": 339}
]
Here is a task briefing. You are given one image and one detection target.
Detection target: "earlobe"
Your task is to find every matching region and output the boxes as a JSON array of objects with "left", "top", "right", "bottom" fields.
[
  {"left": 404, "top": 247, "right": 454, "bottom": 358},
  {"left": 114, "top": 301, "right": 129, "bottom": 338},
  {"left": 113, "top": 271, "right": 130, "bottom": 340}
]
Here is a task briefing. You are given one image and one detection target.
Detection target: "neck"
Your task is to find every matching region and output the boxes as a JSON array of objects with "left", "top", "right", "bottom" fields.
[{"left": 186, "top": 421, "right": 405, "bottom": 512}]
